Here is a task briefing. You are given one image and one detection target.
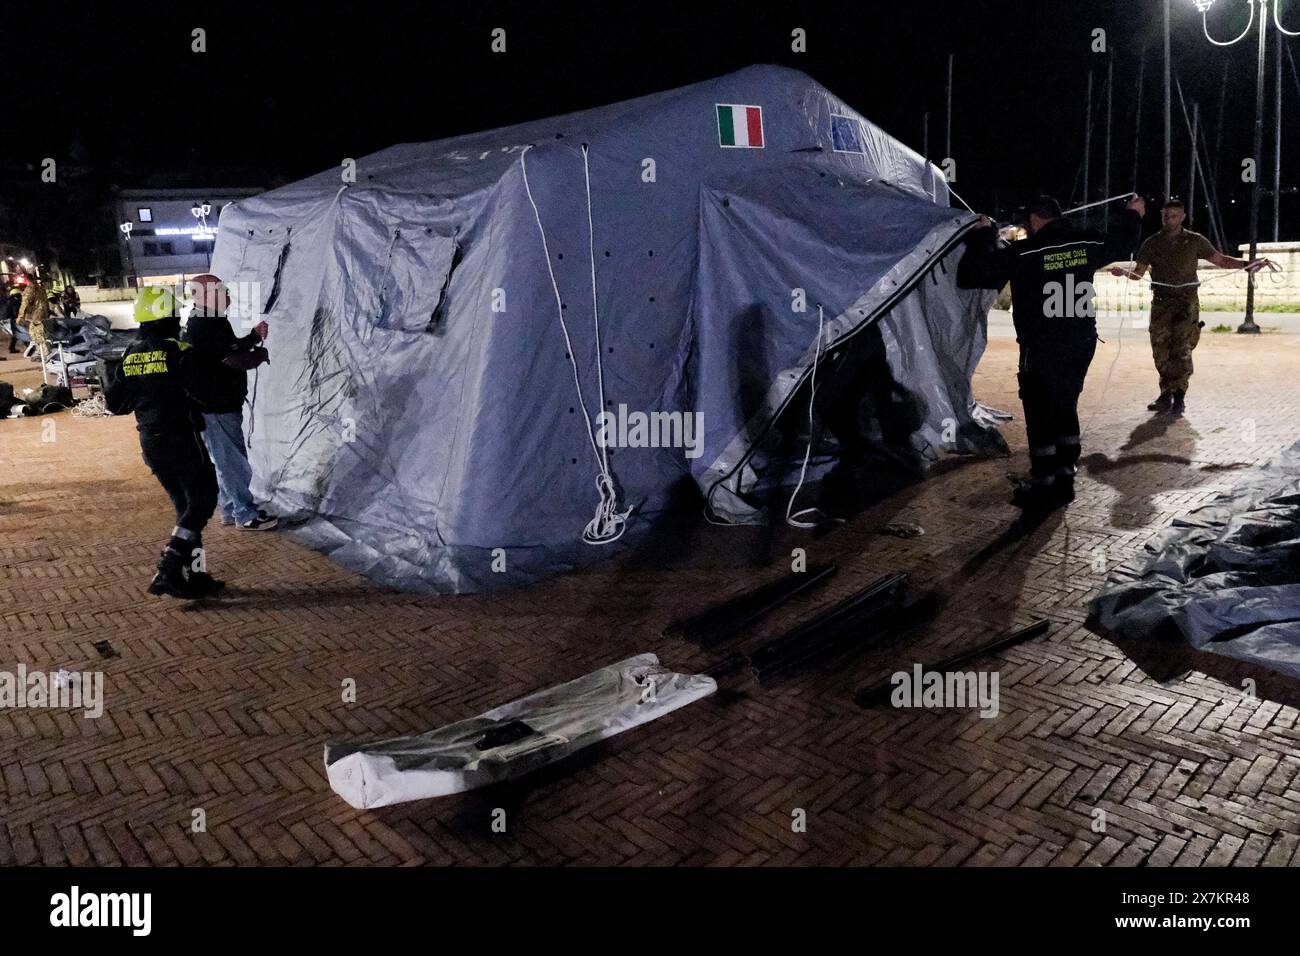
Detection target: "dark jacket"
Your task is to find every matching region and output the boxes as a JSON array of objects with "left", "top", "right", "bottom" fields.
[
  {"left": 111, "top": 320, "right": 215, "bottom": 432},
  {"left": 958, "top": 211, "right": 1143, "bottom": 343},
  {"left": 182, "top": 314, "right": 266, "bottom": 414}
]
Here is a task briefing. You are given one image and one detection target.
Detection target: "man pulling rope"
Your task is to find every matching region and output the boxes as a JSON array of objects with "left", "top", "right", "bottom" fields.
[{"left": 1109, "top": 197, "right": 1277, "bottom": 417}]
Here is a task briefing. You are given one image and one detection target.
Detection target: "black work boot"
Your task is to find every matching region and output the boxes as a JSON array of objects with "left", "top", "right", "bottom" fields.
[
  {"left": 148, "top": 550, "right": 203, "bottom": 599},
  {"left": 1147, "top": 392, "right": 1173, "bottom": 412},
  {"left": 188, "top": 569, "right": 226, "bottom": 596},
  {"left": 1167, "top": 390, "right": 1186, "bottom": 417},
  {"left": 1012, "top": 479, "right": 1073, "bottom": 512},
  {"left": 148, "top": 549, "right": 219, "bottom": 600}
]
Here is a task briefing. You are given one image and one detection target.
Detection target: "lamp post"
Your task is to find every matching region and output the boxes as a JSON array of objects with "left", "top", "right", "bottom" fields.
[
  {"left": 191, "top": 201, "right": 214, "bottom": 269},
  {"left": 118, "top": 221, "right": 137, "bottom": 290},
  {"left": 1194, "top": 0, "right": 1299, "bottom": 333}
]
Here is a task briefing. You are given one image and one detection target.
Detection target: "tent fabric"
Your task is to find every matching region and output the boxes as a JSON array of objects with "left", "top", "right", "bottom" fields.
[
  {"left": 210, "top": 64, "right": 1001, "bottom": 592},
  {"left": 324, "top": 653, "right": 716, "bottom": 808},
  {"left": 1090, "top": 439, "right": 1300, "bottom": 679}
]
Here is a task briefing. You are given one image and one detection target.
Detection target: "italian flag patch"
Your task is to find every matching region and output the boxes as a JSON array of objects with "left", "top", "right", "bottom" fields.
[{"left": 717, "top": 104, "right": 764, "bottom": 148}]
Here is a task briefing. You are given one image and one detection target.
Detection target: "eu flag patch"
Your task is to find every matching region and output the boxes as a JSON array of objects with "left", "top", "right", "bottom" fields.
[{"left": 831, "top": 114, "right": 864, "bottom": 154}]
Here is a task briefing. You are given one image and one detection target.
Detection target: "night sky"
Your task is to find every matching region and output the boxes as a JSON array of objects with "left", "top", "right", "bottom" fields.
[{"left": 5, "top": 0, "right": 1299, "bottom": 260}]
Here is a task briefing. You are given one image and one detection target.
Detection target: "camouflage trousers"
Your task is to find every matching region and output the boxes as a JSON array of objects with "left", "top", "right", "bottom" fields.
[
  {"left": 25, "top": 317, "right": 51, "bottom": 364},
  {"left": 1148, "top": 295, "right": 1202, "bottom": 394}
]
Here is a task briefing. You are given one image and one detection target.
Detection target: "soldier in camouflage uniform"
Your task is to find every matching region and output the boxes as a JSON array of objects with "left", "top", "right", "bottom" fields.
[
  {"left": 15, "top": 275, "right": 53, "bottom": 371},
  {"left": 1115, "top": 199, "right": 1272, "bottom": 417}
]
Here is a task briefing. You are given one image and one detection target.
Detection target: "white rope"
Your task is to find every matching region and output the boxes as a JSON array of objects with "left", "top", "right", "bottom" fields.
[
  {"left": 520, "top": 144, "right": 630, "bottom": 545},
  {"left": 946, "top": 183, "right": 977, "bottom": 214},
  {"left": 1114, "top": 259, "right": 1283, "bottom": 288},
  {"left": 73, "top": 392, "right": 111, "bottom": 418},
  {"left": 785, "top": 306, "right": 827, "bottom": 529},
  {"left": 582, "top": 145, "right": 614, "bottom": 487},
  {"left": 1060, "top": 192, "right": 1139, "bottom": 218},
  {"left": 1086, "top": 266, "right": 1128, "bottom": 432}
]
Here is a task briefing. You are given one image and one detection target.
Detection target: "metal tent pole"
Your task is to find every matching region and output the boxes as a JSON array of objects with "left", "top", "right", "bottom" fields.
[
  {"left": 1132, "top": 51, "right": 1145, "bottom": 192},
  {"left": 1214, "top": 61, "right": 1229, "bottom": 184},
  {"left": 1274, "top": 21, "right": 1283, "bottom": 242},
  {"left": 1179, "top": 76, "right": 1229, "bottom": 251},
  {"left": 945, "top": 53, "right": 953, "bottom": 162},
  {"left": 1104, "top": 56, "right": 1114, "bottom": 230},
  {"left": 1084, "top": 70, "right": 1093, "bottom": 229},
  {"left": 1189, "top": 101, "right": 1200, "bottom": 225},
  {"left": 1165, "top": 0, "right": 1173, "bottom": 200},
  {"left": 1240, "top": 0, "right": 1269, "bottom": 335}
]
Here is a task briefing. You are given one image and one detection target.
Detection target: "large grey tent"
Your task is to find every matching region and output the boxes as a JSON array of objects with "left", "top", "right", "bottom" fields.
[{"left": 210, "top": 64, "right": 1001, "bottom": 593}]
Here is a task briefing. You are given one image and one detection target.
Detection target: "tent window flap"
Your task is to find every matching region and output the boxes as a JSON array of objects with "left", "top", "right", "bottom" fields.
[{"left": 376, "top": 229, "right": 458, "bottom": 332}]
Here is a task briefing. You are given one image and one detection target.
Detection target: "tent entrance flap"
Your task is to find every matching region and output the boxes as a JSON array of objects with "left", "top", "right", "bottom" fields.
[{"left": 692, "top": 191, "right": 997, "bottom": 523}]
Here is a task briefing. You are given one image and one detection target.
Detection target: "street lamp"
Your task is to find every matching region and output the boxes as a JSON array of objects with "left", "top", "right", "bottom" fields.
[
  {"left": 1194, "top": 0, "right": 1300, "bottom": 333},
  {"left": 190, "top": 200, "right": 214, "bottom": 269},
  {"left": 119, "top": 221, "right": 138, "bottom": 290},
  {"left": 190, "top": 201, "right": 212, "bottom": 227}
]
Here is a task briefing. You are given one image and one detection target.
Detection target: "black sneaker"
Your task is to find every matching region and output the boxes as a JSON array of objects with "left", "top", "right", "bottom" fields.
[
  {"left": 239, "top": 514, "right": 279, "bottom": 531},
  {"left": 1147, "top": 392, "right": 1173, "bottom": 412},
  {"left": 1167, "top": 391, "right": 1186, "bottom": 417}
]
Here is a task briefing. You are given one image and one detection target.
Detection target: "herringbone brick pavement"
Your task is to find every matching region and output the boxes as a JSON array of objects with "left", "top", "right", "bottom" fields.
[{"left": 2, "top": 330, "right": 1300, "bottom": 866}]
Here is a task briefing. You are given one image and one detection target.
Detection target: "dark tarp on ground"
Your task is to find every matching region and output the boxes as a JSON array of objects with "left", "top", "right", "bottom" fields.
[{"left": 1090, "top": 439, "right": 1300, "bottom": 679}]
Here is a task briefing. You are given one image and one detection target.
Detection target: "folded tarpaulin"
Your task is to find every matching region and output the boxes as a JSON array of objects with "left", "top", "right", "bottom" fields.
[
  {"left": 1090, "top": 439, "right": 1300, "bottom": 678},
  {"left": 324, "top": 653, "right": 716, "bottom": 808}
]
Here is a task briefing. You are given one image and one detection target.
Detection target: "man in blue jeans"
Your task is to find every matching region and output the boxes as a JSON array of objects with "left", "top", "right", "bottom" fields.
[{"left": 182, "top": 273, "right": 278, "bottom": 531}]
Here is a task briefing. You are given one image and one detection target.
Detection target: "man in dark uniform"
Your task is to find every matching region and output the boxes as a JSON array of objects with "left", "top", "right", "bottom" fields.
[
  {"left": 4, "top": 286, "right": 22, "bottom": 354},
  {"left": 959, "top": 194, "right": 1145, "bottom": 510},
  {"left": 106, "top": 286, "right": 223, "bottom": 599}
]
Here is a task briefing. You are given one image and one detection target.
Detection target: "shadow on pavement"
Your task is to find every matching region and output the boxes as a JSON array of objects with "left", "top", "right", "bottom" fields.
[
  {"left": 1091, "top": 615, "right": 1300, "bottom": 713},
  {"left": 1081, "top": 414, "right": 1201, "bottom": 529}
]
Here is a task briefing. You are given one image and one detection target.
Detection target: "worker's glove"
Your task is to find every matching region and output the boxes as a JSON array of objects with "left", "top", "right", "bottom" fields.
[{"left": 222, "top": 346, "right": 269, "bottom": 371}]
